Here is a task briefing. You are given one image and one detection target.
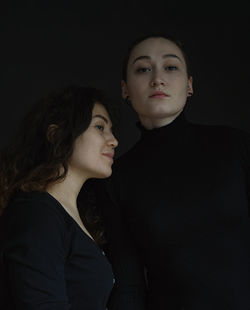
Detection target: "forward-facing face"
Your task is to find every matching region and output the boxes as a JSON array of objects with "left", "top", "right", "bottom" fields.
[
  {"left": 68, "top": 103, "right": 118, "bottom": 180},
  {"left": 122, "top": 37, "right": 193, "bottom": 128}
]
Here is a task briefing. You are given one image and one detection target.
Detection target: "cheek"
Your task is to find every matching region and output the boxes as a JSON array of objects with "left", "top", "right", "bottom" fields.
[
  {"left": 172, "top": 77, "right": 189, "bottom": 92},
  {"left": 127, "top": 78, "right": 146, "bottom": 98},
  {"left": 71, "top": 138, "right": 98, "bottom": 164}
]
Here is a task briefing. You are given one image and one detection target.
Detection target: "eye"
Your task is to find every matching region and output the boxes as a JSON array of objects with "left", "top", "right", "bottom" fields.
[
  {"left": 165, "top": 65, "right": 178, "bottom": 71},
  {"left": 136, "top": 67, "right": 152, "bottom": 73},
  {"left": 95, "top": 124, "right": 104, "bottom": 131}
]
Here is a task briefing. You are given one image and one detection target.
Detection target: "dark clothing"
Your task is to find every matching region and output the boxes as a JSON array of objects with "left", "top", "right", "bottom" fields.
[
  {"left": 96, "top": 113, "right": 250, "bottom": 310},
  {"left": 0, "top": 191, "right": 114, "bottom": 310}
]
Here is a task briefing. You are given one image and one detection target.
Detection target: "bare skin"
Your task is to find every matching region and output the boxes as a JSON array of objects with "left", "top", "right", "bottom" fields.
[
  {"left": 47, "top": 103, "right": 118, "bottom": 241},
  {"left": 122, "top": 37, "right": 193, "bottom": 129}
]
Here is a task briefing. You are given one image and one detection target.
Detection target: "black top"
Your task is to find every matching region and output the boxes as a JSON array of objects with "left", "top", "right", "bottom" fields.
[
  {"left": 0, "top": 191, "right": 114, "bottom": 310},
  {"left": 94, "top": 112, "right": 250, "bottom": 310}
]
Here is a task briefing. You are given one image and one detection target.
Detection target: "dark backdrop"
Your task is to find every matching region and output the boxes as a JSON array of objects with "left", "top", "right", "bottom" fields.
[{"left": 1, "top": 1, "right": 250, "bottom": 157}]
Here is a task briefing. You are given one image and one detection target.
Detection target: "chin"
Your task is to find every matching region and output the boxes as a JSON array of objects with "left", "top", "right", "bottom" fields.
[
  {"left": 94, "top": 168, "right": 112, "bottom": 179},
  {"left": 149, "top": 106, "right": 183, "bottom": 118},
  {"left": 146, "top": 100, "right": 185, "bottom": 114}
]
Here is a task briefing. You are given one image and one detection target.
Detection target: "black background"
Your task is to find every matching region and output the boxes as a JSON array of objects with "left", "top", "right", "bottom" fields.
[{"left": 1, "top": 1, "right": 250, "bottom": 157}]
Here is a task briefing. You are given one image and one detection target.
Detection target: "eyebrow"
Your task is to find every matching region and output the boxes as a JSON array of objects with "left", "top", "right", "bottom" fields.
[
  {"left": 92, "top": 114, "right": 109, "bottom": 124},
  {"left": 132, "top": 54, "right": 182, "bottom": 64}
]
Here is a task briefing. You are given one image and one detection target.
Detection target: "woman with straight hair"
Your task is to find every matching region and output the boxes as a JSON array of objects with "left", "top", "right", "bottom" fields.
[{"left": 94, "top": 33, "right": 250, "bottom": 310}]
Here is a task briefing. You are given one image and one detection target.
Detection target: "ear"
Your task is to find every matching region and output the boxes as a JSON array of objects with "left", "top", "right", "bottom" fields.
[
  {"left": 121, "top": 80, "right": 129, "bottom": 100},
  {"left": 187, "top": 76, "right": 193, "bottom": 97},
  {"left": 47, "top": 124, "right": 58, "bottom": 143}
]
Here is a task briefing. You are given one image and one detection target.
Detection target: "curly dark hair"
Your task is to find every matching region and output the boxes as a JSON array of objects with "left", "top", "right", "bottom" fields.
[{"left": 0, "top": 85, "right": 119, "bottom": 246}]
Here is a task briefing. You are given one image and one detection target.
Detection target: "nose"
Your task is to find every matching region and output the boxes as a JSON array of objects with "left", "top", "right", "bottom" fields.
[
  {"left": 107, "top": 133, "right": 118, "bottom": 149},
  {"left": 150, "top": 70, "right": 166, "bottom": 87}
]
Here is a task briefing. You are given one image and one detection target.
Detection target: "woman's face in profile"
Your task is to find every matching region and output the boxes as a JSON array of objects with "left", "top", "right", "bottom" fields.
[
  {"left": 122, "top": 37, "right": 193, "bottom": 123},
  {"left": 68, "top": 103, "right": 118, "bottom": 180}
]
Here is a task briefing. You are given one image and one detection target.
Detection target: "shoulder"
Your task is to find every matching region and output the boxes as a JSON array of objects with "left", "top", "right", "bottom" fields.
[
  {"left": 1, "top": 192, "right": 71, "bottom": 290},
  {"left": 8, "top": 191, "right": 65, "bottom": 216},
  {"left": 187, "top": 121, "right": 250, "bottom": 144},
  {"left": 2, "top": 191, "right": 68, "bottom": 241}
]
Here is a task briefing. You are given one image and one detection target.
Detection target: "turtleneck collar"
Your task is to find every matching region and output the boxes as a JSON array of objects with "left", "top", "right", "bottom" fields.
[{"left": 136, "top": 111, "right": 189, "bottom": 138}]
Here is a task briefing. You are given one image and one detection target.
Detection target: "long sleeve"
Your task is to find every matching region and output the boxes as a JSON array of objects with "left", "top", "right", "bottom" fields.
[
  {"left": 93, "top": 178, "right": 147, "bottom": 310},
  {"left": 1, "top": 197, "right": 70, "bottom": 309}
]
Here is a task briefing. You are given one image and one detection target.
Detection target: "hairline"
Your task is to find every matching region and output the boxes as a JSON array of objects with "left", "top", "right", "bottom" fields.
[{"left": 122, "top": 34, "right": 192, "bottom": 82}]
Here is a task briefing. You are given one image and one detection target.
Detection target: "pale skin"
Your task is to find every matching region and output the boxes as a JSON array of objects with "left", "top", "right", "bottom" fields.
[
  {"left": 121, "top": 37, "right": 194, "bottom": 129},
  {"left": 46, "top": 103, "right": 118, "bottom": 242}
]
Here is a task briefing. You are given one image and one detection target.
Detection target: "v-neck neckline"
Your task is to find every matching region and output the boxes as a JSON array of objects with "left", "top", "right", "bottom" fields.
[{"left": 44, "top": 191, "right": 100, "bottom": 250}]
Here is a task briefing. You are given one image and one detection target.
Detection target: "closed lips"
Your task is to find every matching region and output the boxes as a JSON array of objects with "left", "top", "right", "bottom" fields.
[
  {"left": 103, "top": 153, "right": 114, "bottom": 159},
  {"left": 149, "top": 91, "right": 169, "bottom": 97}
]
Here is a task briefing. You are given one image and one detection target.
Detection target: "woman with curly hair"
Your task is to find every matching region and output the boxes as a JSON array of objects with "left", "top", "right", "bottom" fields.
[{"left": 0, "top": 85, "right": 118, "bottom": 310}]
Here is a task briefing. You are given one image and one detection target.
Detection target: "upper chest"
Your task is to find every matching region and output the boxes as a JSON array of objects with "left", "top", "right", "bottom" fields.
[{"left": 116, "top": 131, "right": 248, "bottom": 240}]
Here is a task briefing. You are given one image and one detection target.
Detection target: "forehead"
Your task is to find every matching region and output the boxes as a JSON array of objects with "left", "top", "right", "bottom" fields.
[
  {"left": 92, "top": 102, "right": 110, "bottom": 120},
  {"left": 128, "top": 37, "right": 185, "bottom": 64}
]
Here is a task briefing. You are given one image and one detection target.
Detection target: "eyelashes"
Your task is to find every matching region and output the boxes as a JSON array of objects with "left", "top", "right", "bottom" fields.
[
  {"left": 166, "top": 65, "right": 178, "bottom": 71},
  {"left": 135, "top": 65, "right": 178, "bottom": 73},
  {"left": 136, "top": 67, "right": 151, "bottom": 73},
  {"left": 95, "top": 124, "right": 104, "bottom": 131}
]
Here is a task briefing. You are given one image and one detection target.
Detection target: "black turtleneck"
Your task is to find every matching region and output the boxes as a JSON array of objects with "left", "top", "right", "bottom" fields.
[{"left": 94, "top": 112, "right": 250, "bottom": 310}]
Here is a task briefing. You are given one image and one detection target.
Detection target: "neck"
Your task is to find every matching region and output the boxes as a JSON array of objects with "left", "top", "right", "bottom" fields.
[
  {"left": 139, "top": 111, "right": 182, "bottom": 130},
  {"left": 47, "top": 168, "right": 87, "bottom": 212}
]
